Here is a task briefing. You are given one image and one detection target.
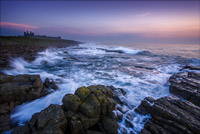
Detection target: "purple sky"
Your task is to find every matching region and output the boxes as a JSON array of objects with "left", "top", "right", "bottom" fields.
[{"left": 0, "top": 1, "right": 199, "bottom": 45}]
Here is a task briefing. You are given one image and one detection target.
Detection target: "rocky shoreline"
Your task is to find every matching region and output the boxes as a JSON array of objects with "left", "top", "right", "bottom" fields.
[
  {"left": 0, "top": 66, "right": 199, "bottom": 134},
  {"left": 11, "top": 85, "right": 119, "bottom": 134},
  {"left": 0, "top": 36, "right": 200, "bottom": 134},
  {"left": 0, "top": 36, "right": 80, "bottom": 70},
  {"left": 136, "top": 69, "right": 200, "bottom": 134},
  {"left": 0, "top": 74, "right": 58, "bottom": 132}
]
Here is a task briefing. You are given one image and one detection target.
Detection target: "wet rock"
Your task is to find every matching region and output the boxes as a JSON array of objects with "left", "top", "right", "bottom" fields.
[
  {"left": 169, "top": 71, "right": 200, "bottom": 106},
  {"left": 44, "top": 78, "right": 58, "bottom": 90},
  {"left": 11, "top": 85, "right": 119, "bottom": 134},
  {"left": 136, "top": 95, "right": 200, "bottom": 134},
  {"left": 79, "top": 94, "right": 101, "bottom": 118},
  {"left": 75, "top": 86, "right": 91, "bottom": 101},
  {"left": 70, "top": 114, "right": 84, "bottom": 134},
  {"left": 86, "top": 130, "right": 103, "bottom": 134},
  {"left": 0, "top": 74, "right": 50, "bottom": 132},
  {"left": 29, "top": 104, "right": 67, "bottom": 134},
  {"left": 181, "top": 65, "right": 200, "bottom": 71},
  {"left": 62, "top": 94, "right": 81, "bottom": 112},
  {"left": 101, "top": 114, "right": 119, "bottom": 134},
  {"left": 11, "top": 123, "right": 31, "bottom": 134}
]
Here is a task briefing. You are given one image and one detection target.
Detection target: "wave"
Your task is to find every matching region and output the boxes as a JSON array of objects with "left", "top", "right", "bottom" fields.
[{"left": 3, "top": 42, "right": 196, "bottom": 133}]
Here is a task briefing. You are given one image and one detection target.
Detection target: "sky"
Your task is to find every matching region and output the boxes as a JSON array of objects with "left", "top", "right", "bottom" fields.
[{"left": 0, "top": 0, "right": 199, "bottom": 45}]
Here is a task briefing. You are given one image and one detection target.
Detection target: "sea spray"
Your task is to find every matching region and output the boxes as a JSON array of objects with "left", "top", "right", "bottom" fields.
[{"left": 3, "top": 43, "right": 199, "bottom": 133}]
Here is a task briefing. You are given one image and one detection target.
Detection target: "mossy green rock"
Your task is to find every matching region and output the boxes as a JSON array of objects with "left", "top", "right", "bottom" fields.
[
  {"left": 75, "top": 86, "right": 91, "bottom": 101},
  {"left": 79, "top": 94, "right": 100, "bottom": 118},
  {"left": 62, "top": 94, "right": 81, "bottom": 112},
  {"left": 88, "top": 85, "right": 113, "bottom": 98},
  {"left": 91, "top": 89, "right": 108, "bottom": 115}
]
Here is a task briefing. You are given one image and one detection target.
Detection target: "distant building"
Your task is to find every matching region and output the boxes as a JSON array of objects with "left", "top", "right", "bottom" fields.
[
  {"left": 24, "top": 31, "right": 34, "bottom": 37},
  {"left": 23, "top": 31, "right": 61, "bottom": 39}
]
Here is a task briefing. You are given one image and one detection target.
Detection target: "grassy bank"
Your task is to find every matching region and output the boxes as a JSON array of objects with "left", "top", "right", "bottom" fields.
[{"left": 0, "top": 36, "right": 80, "bottom": 46}]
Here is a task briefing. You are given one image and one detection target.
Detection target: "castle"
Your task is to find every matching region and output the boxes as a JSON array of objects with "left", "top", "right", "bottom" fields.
[
  {"left": 24, "top": 31, "right": 34, "bottom": 37},
  {"left": 23, "top": 31, "right": 61, "bottom": 39}
]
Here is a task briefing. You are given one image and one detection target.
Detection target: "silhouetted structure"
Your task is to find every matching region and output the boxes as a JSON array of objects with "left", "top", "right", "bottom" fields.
[
  {"left": 24, "top": 31, "right": 34, "bottom": 37},
  {"left": 23, "top": 31, "right": 61, "bottom": 39}
]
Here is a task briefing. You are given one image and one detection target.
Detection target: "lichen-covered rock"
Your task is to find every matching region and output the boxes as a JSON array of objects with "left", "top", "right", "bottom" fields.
[
  {"left": 75, "top": 86, "right": 91, "bottom": 101},
  {"left": 88, "top": 85, "right": 113, "bottom": 98},
  {"left": 79, "top": 94, "right": 101, "bottom": 118},
  {"left": 62, "top": 94, "right": 81, "bottom": 112},
  {"left": 11, "top": 85, "right": 119, "bottom": 134}
]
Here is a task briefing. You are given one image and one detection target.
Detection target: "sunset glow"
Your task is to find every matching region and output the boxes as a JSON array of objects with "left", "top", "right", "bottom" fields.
[{"left": 0, "top": 1, "right": 199, "bottom": 44}]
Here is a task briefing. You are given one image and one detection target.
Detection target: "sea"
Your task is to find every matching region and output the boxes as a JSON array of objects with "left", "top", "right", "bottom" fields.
[{"left": 2, "top": 43, "right": 200, "bottom": 134}]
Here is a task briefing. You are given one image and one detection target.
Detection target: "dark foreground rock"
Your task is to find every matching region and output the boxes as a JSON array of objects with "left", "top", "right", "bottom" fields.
[
  {"left": 136, "top": 96, "right": 200, "bottom": 134},
  {"left": 0, "top": 74, "right": 57, "bottom": 132},
  {"left": 169, "top": 71, "right": 200, "bottom": 107},
  {"left": 136, "top": 69, "right": 200, "bottom": 134},
  {"left": 11, "top": 85, "right": 119, "bottom": 134}
]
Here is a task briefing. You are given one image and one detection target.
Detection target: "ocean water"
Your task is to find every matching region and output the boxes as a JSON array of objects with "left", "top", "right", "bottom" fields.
[{"left": 2, "top": 43, "right": 200, "bottom": 133}]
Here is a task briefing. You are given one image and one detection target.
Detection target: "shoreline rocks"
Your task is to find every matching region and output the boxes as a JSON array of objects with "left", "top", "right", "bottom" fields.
[
  {"left": 0, "top": 36, "right": 80, "bottom": 70},
  {"left": 136, "top": 68, "right": 200, "bottom": 134},
  {"left": 11, "top": 85, "right": 119, "bottom": 134},
  {"left": 0, "top": 74, "right": 58, "bottom": 132}
]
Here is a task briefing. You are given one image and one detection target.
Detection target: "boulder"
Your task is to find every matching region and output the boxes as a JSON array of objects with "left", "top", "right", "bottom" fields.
[
  {"left": 101, "top": 114, "right": 119, "bottom": 134},
  {"left": 169, "top": 71, "right": 200, "bottom": 107},
  {"left": 29, "top": 104, "right": 67, "bottom": 134},
  {"left": 0, "top": 74, "right": 50, "bottom": 132},
  {"left": 11, "top": 85, "right": 119, "bottom": 134},
  {"left": 79, "top": 94, "right": 101, "bottom": 118},
  {"left": 44, "top": 78, "right": 58, "bottom": 90},
  {"left": 75, "top": 86, "right": 91, "bottom": 101},
  {"left": 62, "top": 94, "right": 81, "bottom": 112},
  {"left": 136, "top": 95, "right": 200, "bottom": 134}
]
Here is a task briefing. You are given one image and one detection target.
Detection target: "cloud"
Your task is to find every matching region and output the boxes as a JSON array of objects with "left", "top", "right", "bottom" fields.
[
  {"left": 137, "top": 12, "right": 151, "bottom": 17},
  {"left": 0, "top": 22, "right": 38, "bottom": 30}
]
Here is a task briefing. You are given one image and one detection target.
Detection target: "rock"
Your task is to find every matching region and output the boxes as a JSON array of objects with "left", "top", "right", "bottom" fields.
[
  {"left": 75, "top": 86, "right": 91, "bottom": 101},
  {"left": 62, "top": 94, "right": 81, "bottom": 112},
  {"left": 70, "top": 114, "right": 84, "bottom": 134},
  {"left": 136, "top": 95, "right": 200, "bottom": 134},
  {"left": 0, "top": 74, "right": 50, "bottom": 132},
  {"left": 44, "top": 78, "right": 58, "bottom": 90},
  {"left": 0, "top": 74, "right": 44, "bottom": 104},
  {"left": 11, "top": 123, "right": 31, "bottom": 134},
  {"left": 86, "top": 130, "right": 103, "bottom": 134},
  {"left": 79, "top": 94, "right": 100, "bottom": 118},
  {"left": 11, "top": 85, "right": 118, "bottom": 134},
  {"left": 78, "top": 113, "right": 99, "bottom": 130},
  {"left": 88, "top": 85, "right": 113, "bottom": 98},
  {"left": 29, "top": 104, "right": 67, "bottom": 134},
  {"left": 181, "top": 65, "right": 200, "bottom": 71},
  {"left": 101, "top": 115, "right": 119, "bottom": 134},
  {"left": 169, "top": 71, "right": 200, "bottom": 107}
]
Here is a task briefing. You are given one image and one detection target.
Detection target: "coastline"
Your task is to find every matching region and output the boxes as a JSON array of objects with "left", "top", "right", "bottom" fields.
[
  {"left": 0, "top": 37, "right": 200, "bottom": 134},
  {"left": 0, "top": 36, "right": 81, "bottom": 71}
]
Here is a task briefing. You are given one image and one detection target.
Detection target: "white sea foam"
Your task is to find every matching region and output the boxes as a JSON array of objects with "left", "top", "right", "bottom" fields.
[{"left": 2, "top": 43, "right": 197, "bottom": 133}]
